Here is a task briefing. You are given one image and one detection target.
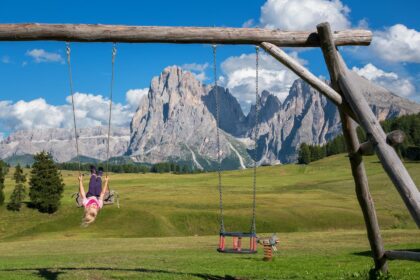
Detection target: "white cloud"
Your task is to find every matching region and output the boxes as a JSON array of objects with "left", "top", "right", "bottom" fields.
[
  {"left": 0, "top": 98, "right": 66, "bottom": 131},
  {"left": 26, "top": 49, "right": 64, "bottom": 63},
  {"left": 1, "top": 56, "right": 10, "bottom": 64},
  {"left": 221, "top": 51, "right": 302, "bottom": 112},
  {"left": 352, "top": 63, "right": 415, "bottom": 97},
  {"left": 182, "top": 63, "right": 209, "bottom": 72},
  {"left": 242, "top": 19, "right": 255, "bottom": 28},
  {"left": 181, "top": 63, "right": 209, "bottom": 82},
  {"left": 372, "top": 24, "right": 420, "bottom": 63},
  {"left": 260, "top": 0, "right": 350, "bottom": 31},
  {"left": 126, "top": 88, "right": 149, "bottom": 109},
  {"left": 0, "top": 93, "right": 137, "bottom": 133},
  {"left": 0, "top": 132, "right": 4, "bottom": 141}
]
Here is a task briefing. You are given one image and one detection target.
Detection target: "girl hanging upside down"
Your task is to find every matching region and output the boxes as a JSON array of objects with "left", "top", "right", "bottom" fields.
[{"left": 78, "top": 166, "right": 109, "bottom": 227}]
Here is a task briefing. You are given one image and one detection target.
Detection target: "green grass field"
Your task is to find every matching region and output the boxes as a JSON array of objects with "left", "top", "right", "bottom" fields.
[{"left": 0, "top": 154, "right": 419, "bottom": 279}]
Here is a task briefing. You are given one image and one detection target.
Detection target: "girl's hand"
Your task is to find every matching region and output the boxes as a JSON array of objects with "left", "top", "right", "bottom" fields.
[
  {"left": 104, "top": 176, "right": 110, "bottom": 183},
  {"left": 78, "top": 174, "right": 83, "bottom": 182}
]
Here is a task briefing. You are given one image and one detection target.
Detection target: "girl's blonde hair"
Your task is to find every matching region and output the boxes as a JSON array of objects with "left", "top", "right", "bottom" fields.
[{"left": 81, "top": 206, "right": 99, "bottom": 227}]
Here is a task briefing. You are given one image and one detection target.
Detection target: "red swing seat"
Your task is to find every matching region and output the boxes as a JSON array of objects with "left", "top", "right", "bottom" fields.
[{"left": 217, "top": 232, "right": 257, "bottom": 254}]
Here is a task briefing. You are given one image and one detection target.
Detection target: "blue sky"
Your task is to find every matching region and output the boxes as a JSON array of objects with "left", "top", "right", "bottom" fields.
[{"left": 0, "top": 0, "right": 419, "bottom": 136}]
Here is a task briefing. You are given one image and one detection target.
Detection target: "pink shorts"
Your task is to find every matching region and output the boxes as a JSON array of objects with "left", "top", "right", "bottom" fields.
[{"left": 83, "top": 196, "right": 104, "bottom": 209}]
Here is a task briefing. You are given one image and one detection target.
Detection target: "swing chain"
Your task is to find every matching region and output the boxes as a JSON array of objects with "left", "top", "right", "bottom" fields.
[
  {"left": 106, "top": 43, "right": 117, "bottom": 176},
  {"left": 65, "top": 42, "right": 81, "bottom": 174},
  {"left": 251, "top": 46, "right": 260, "bottom": 234},
  {"left": 213, "top": 44, "right": 225, "bottom": 234}
]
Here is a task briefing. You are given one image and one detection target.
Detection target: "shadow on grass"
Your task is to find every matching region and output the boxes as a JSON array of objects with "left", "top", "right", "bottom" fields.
[
  {"left": 0, "top": 267, "right": 247, "bottom": 280},
  {"left": 353, "top": 250, "right": 372, "bottom": 257},
  {"left": 353, "top": 248, "right": 420, "bottom": 258}
]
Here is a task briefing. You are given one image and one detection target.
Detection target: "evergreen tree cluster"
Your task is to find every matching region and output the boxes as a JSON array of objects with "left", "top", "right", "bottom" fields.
[
  {"left": 57, "top": 161, "right": 200, "bottom": 174},
  {"left": 298, "top": 113, "right": 420, "bottom": 164},
  {"left": 29, "top": 152, "right": 65, "bottom": 213},
  {"left": 2, "top": 153, "right": 64, "bottom": 213},
  {"left": 57, "top": 162, "right": 150, "bottom": 174},
  {"left": 298, "top": 136, "right": 347, "bottom": 165},
  {"left": 150, "top": 162, "right": 196, "bottom": 174},
  {"left": 0, "top": 160, "right": 8, "bottom": 205},
  {"left": 382, "top": 113, "right": 420, "bottom": 160},
  {"left": 7, "top": 164, "right": 26, "bottom": 211}
]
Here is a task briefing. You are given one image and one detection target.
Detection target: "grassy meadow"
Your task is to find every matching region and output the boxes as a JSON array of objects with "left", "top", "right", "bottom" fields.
[{"left": 0, "top": 154, "right": 419, "bottom": 279}]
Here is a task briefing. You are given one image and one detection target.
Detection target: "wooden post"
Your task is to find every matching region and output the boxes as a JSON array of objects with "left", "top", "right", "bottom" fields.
[
  {"left": 317, "top": 22, "right": 388, "bottom": 273},
  {"left": 338, "top": 72, "right": 420, "bottom": 226},
  {"left": 0, "top": 23, "right": 372, "bottom": 46}
]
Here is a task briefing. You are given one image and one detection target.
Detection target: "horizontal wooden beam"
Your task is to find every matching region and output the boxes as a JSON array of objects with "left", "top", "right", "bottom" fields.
[
  {"left": 0, "top": 24, "right": 372, "bottom": 46},
  {"left": 385, "top": 250, "right": 420, "bottom": 262}
]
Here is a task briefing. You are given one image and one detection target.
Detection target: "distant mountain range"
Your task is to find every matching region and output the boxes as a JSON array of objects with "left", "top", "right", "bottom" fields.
[{"left": 1, "top": 66, "right": 420, "bottom": 169}]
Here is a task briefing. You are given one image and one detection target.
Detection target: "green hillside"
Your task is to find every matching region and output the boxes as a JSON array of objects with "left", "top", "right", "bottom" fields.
[
  {"left": 0, "top": 154, "right": 419, "bottom": 279},
  {"left": 0, "top": 154, "right": 418, "bottom": 241}
]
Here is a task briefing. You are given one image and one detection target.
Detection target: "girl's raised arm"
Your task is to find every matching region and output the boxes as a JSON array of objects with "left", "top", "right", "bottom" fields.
[
  {"left": 99, "top": 176, "right": 109, "bottom": 201},
  {"left": 79, "top": 174, "right": 86, "bottom": 199}
]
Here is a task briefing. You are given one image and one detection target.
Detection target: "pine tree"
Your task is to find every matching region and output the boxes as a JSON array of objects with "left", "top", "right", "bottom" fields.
[
  {"left": 29, "top": 152, "right": 64, "bottom": 213},
  {"left": 7, "top": 164, "right": 26, "bottom": 211},
  {"left": 0, "top": 160, "right": 6, "bottom": 205},
  {"left": 298, "top": 143, "right": 311, "bottom": 164}
]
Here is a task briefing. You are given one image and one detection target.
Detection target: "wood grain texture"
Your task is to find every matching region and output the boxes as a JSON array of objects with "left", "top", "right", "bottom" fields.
[
  {"left": 339, "top": 71, "right": 420, "bottom": 227},
  {"left": 0, "top": 23, "right": 372, "bottom": 46},
  {"left": 317, "top": 22, "right": 387, "bottom": 273}
]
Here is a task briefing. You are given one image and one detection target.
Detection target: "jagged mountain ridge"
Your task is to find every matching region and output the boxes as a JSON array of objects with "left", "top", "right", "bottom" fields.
[
  {"left": 0, "top": 126, "right": 130, "bottom": 163},
  {"left": 1, "top": 66, "right": 419, "bottom": 168}
]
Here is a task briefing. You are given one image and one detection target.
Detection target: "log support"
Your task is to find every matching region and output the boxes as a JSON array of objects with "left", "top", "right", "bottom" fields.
[
  {"left": 316, "top": 22, "right": 388, "bottom": 273},
  {"left": 385, "top": 250, "right": 420, "bottom": 262},
  {"left": 260, "top": 42, "right": 355, "bottom": 120},
  {"left": 359, "top": 130, "right": 405, "bottom": 156},
  {"left": 338, "top": 72, "right": 420, "bottom": 226}
]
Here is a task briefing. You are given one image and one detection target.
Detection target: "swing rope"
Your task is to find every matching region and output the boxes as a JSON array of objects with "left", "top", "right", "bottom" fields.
[
  {"left": 251, "top": 46, "right": 260, "bottom": 234},
  {"left": 213, "top": 44, "right": 224, "bottom": 234},
  {"left": 214, "top": 45, "right": 259, "bottom": 236},
  {"left": 106, "top": 43, "right": 117, "bottom": 177},
  {"left": 66, "top": 42, "right": 81, "bottom": 174},
  {"left": 66, "top": 42, "right": 119, "bottom": 208}
]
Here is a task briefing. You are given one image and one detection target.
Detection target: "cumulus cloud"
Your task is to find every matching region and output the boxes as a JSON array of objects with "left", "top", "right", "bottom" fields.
[
  {"left": 0, "top": 93, "right": 137, "bottom": 133},
  {"left": 126, "top": 88, "right": 149, "bottom": 109},
  {"left": 0, "top": 98, "right": 67, "bottom": 131},
  {"left": 26, "top": 49, "right": 64, "bottom": 63},
  {"left": 352, "top": 63, "right": 416, "bottom": 97},
  {"left": 372, "top": 24, "right": 420, "bottom": 63},
  {"left": 221, "top": 51, "right": 303, "bottom": 112},
  {"left": 260, "top": 0, "right": 350, "bottom": 31},
  {"left": 181, "top": 63, "right": 209, "bottom": 81}
]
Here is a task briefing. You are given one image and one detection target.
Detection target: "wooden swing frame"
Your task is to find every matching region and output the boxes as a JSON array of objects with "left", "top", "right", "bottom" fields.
[{"left": 0, "top": 22, "right": 419, "bottom": 273}]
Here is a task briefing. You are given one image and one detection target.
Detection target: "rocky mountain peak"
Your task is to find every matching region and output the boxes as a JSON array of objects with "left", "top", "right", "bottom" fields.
[
  {"left": 150, "top": 66, "right": 204, "bottom": 100},
  {"left": 128, "top": 66, "right": 252, "bottom": 169}
]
